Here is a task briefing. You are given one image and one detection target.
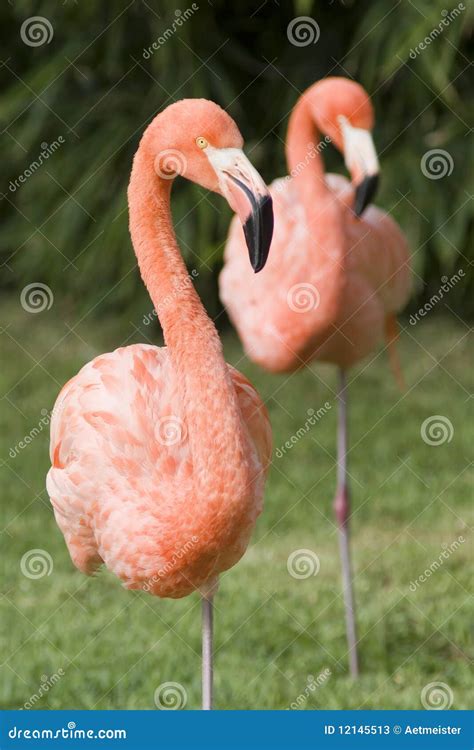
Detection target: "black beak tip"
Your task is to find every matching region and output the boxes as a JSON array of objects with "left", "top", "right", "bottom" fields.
[
  {"left": 243, "top": 194, "right": 274, "bottom": 273},
  {"left": 354, "top": 174, "right": 379, "bottom": 218},
  {"left": 252, "top": 259, "right": 265, "bottom": 274}
]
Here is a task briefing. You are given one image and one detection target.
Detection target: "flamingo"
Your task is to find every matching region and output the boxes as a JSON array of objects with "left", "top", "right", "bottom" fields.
[
  {"left": 220, "top": 77, "right": 411, "bottom": 678},
  {"left": 46, "top": 99, "right": 274, "bottom": 710}
]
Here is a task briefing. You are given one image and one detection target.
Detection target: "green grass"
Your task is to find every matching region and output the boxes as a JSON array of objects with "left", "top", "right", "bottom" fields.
[{"left": 1, "top": 304, "right": 472, "bottom": 710}]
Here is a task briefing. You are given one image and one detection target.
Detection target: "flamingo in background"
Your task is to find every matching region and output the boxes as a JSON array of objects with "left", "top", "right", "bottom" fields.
[
  {"left": 47, "top": 99, "right": 273, "bottom": 710},
  {"left": 220, "top": 77, "right": 411, "bottom": 678}
]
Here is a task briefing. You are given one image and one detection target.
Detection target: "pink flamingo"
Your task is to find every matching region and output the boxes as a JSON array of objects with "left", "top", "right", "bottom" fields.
[
  {"left": 220, "top": 77, "right": 411, "bottom": 678},
  {"left": 47, "top": 99, "right": 274, "bottom": 710}
]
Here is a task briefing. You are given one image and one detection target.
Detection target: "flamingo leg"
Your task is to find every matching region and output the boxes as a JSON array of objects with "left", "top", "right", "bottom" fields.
[
  {"left": 333, "top": 369, "right": 359, "bottom": 678},
  {"left": 201, "top": 594, "right": 214, "bottom": 710}
]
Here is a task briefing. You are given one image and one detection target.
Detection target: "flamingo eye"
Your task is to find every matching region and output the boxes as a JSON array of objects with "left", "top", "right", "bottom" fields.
[{"left": 196, "top": 137, "right": 208, "bottom": 149}]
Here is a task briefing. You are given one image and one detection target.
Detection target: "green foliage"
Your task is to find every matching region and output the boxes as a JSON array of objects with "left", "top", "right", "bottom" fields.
[{"left": 1, "top": 0, "right": 472, "bottom": 318}]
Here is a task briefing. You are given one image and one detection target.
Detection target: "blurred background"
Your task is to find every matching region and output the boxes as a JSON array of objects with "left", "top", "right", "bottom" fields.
[
  {"left": 1, "top": 0, "right": 473, "bottom": 318},
  {"left": 1, "top": 0, "right": 472, "bottom": 711}
]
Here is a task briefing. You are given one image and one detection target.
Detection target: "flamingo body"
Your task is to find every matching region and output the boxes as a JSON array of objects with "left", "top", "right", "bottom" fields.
[
  {"left": 46, "top": 96, "right": 275, "bottom": 651},
  {"left": 47, "top": 99, "right": 276, "bottom": 706},
  {"left": 219, "top": 78, "right": 412, "bottom": 678},
  {"left": 220, "top": 171, "right": 410, "bottom": 373},
  {"left": 47, "top": 344, "right": 271, "bottom": 598}
]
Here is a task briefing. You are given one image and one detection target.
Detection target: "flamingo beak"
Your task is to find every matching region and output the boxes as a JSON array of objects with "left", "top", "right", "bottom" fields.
[
  {"left": 205, "top": 147, "right": 274, "bottom": 272},
  {"left": 354, "top": 174, "right": 379, "bottom": 217},
  {"left": 338, "top": 116, "right": 380, "bottom": 217}
]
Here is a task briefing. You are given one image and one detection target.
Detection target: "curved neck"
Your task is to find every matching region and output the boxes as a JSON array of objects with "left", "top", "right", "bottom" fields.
[
  {"left": 128, "top": 142, "right": 207, "bottom": 337},
  {"left": 285, "top": 95, "right": 346, "bottom": 336},
  {"left": 128, "top": 139, "right": 250, "bottom": 492},
  {"left": 286, "top": 93, "right": 348, "bottom": 223},
  {"left": 286, "top": 98, "right": 330, "bottom": 205}
]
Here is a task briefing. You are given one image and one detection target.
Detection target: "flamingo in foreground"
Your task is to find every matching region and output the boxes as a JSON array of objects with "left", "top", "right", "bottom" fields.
[
  {"left": 47, "top": 99, "right": 273, "bottom": 710},
  {"left": 220, "top": 77, "right": 411, "bottom": 678}
]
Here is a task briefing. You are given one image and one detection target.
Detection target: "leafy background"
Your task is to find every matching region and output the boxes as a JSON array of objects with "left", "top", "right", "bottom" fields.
[
  {"left": 1, "top": 0, "right": 473, "bottom": 321},
  {"left": 0, "top": 0, "right": 472, "bottom": 713}
]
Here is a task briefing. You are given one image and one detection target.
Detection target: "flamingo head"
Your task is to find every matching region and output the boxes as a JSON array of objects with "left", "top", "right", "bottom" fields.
[
  {"left": 147, "top": 99, "right": 273, "bottom": 272},
  {"left": 312, "top": 78, "right": 380, "bottom": 216}
]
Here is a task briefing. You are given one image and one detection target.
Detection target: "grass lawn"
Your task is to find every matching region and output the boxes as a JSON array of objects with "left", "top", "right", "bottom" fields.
[{"left": 1, "top": 302, "right": 472, "bottom": 710}]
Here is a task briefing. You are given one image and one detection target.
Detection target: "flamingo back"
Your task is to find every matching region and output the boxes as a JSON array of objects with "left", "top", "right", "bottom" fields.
[
  {"left": 47, "top": 344, "right": 271, "bottom": 598},
  {"left": 220, "top": 174, "right": 411, "bottom": 371}
]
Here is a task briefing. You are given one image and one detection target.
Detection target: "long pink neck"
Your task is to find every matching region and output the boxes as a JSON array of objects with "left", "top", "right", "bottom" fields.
[
  {"left": 128, "top": 137, "right": 251, "bottom": 498},
  {"left": 286, "top": 95, "right": 346, "bottom": 334}
]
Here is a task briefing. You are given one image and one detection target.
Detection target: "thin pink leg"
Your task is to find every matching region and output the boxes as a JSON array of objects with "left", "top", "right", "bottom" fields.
[
  {"left": 202, "top": 595, "right": 213, "bottom": 710},
  {"left": 333, "top": 369, "right": 359, "bottom": 678}
]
